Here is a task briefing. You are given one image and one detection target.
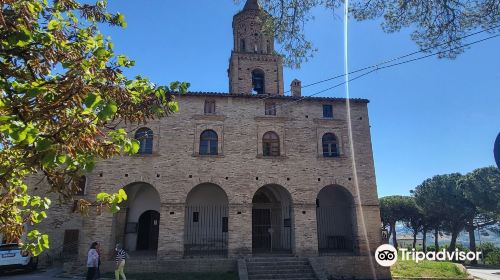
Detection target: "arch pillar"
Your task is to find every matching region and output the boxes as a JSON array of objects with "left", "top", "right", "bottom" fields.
[
  {"left": 293, "top": 203, "right": 319, "bottom": 256},
  {"left": 228, "top": 203, "right": 252, "bottom": 257},
  {"left": 157, "top": 203, "right": 184, "bottom": 259}
]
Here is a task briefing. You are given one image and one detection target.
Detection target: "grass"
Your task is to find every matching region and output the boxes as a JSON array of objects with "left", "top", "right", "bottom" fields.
[
  {"left": 101, "top": 271, "right": 238, "bottom": 280},
  {"left": 391, "top": 259, "right": 468, "bottom": 278}
]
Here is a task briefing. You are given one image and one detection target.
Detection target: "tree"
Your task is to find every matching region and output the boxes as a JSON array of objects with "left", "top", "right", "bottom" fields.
[
  {"left": 0, "top": 0, "right": 188, "bottom": 255},
  {"left": 237, "top": 0, "right": 500, "bottom": 68},
  {"left": 379, "top": 195, "right": 415, "bottom": 249},
  {"left": 458, "top": 166, "right": 500, "bottom": 262},
  {"left": 413, "top": 173, "right": 475, "bottom": 252},
  {"left": 402, "top": 197, "right": 424, "bottom": 250}
]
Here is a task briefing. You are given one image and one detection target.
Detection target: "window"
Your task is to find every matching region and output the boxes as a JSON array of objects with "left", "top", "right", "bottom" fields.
[
  {"left": 266, "top": 40, "right": 271, "bottom": 54},
  {"left": 193, "top": 212, "right": 199, "bottom": 223},
  {"left": 252, "top": 69, "right": 265, "bottom": 94},
  {"left": 135, "top": 127, "right": 153, "bottom": 154},
  {"left": 63, "top": 230, "right": 79, "bottom": 255},
  {"left": 263, "top": 131, "right": 280, "bottom": 157},
  {"left": 323, "top": 104, "right": 333, "bottom": 118},
  {"left": 240, "top": 38, "right": 246, "bottom": 52},
  {"left": 204, "top": 100, "right": 216, "bottom": 114},
  {"left": 199, "top": 130, "right": 218, "bottom": 155},
  {"left": 75, "top": 176, "right": 86, "bottom": 196},
  {"left": 265, "top": 102, "right": 276, "bottom": 116},
  {"left": 322, "top": 133, "right": 339, "bottom": 157}
]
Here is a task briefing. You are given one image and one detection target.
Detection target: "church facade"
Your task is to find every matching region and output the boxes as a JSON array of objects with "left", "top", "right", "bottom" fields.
[{"left": 34, "top": 0, "right": 388, "bottom": 278}]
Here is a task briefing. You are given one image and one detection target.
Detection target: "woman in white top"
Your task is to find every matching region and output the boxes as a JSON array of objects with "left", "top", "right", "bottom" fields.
[{"left": 86, "top": 242, "right": 99, "bottom": 280}]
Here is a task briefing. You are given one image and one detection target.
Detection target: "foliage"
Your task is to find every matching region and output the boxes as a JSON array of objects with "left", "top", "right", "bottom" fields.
[
  {"left": 458, "top": 167, "right": 500, "bottom": 219},
  {"left": 235, "top": 0, "right": 499, "bottom": 68},
  {"left": 485, "top": 249, "right": 500, "bottom": 265},
  {"left": 0, "top": 0, "right": 188, "bottom": 255},
  {"left": 379, "top": 195, "right": 415, "bottom": 247},
  {"left": 478, "top": 242, "right": 500, "bottom": 265},
  {"left": 391, "top": 259, "right": 467, "bottom": 279},
  {"left": 413, "top": 173, "right": 476, "bottom": 251}
]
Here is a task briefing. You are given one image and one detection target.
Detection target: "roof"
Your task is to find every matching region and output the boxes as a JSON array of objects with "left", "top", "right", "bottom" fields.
[
  {"left": 243, "top": 0, "right": 260, "bottom": 10},
  {"left": 175, "top": 91, "right": 369, "bottom": 103}
]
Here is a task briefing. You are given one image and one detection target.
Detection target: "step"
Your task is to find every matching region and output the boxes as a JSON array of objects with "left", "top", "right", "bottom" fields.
[{"left": 245, "top": 257, "right": 317, "bottom": 280}]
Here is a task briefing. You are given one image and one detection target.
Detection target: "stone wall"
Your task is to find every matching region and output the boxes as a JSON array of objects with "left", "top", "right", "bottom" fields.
[{"left": 34, "top": 93, "right": 385, "bottom": 278}]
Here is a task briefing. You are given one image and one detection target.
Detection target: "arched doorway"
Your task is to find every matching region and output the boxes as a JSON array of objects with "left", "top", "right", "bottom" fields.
[
  {"left": 113, "top": 182, "right": 161, "bottom": 254},
  {"left": 184, "top": 183, "right": 229, "bottom": 257},
  {"left": 136, "top": 210, "right": 160, "bottom": 251},
  {"left": 252, "top": 184, "right": 293, "bottom": 254},
  {"left": 316, "top": 185, "right": 355, "bottom": 254}
]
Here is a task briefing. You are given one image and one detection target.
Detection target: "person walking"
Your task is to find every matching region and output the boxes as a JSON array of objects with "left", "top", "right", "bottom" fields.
[
  {"left": 86, "top": 242, "right": 99, "bottom": 280},
  {"left": 95, "top": 242, "right": 101, "bottom": 279},
  {"left": 114, "top": 243, "right": 127, "bottom": 280}
]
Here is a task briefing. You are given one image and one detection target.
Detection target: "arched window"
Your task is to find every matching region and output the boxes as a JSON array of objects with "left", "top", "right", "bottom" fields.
[
  {"left": 322, "top": 133, "right": 339, "bottom": 157},
  {"left": 252, "top": 69, "right": 265, "bottom": 95},
  {"left": 263, "top": 131, "right": 280, "bottom": 156},
  {"left": 240, "top": 38, "right": 246, "bottom": 52},
  {"left": 200, "top": 130, "right": 218, "bottom": 155},
  {"left": 135, "top": 127, "right": 153, "bottom": 154}
]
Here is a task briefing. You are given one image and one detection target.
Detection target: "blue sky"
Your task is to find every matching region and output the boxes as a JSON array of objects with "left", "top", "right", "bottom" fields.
[{"left": 100, "top": 1, "right": 500, "bottom": 197}]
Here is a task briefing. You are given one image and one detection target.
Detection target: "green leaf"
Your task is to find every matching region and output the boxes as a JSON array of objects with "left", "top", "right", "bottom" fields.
[
  {"left": 97, "top": 101, "right": 118, "bottom": 120},
  {"left": 130, "top": 139, "right": 140, "bottom": 154},
  {"left": 93, "top": 47, "right": 108, "bottom": 58},
  {"left": 118, "top": 189, "right": 128, "bottom": 201},
  {"left": 47, "top": 19, "right": 60, "bottom": 30},
  {"left": 56, "top": 154, "right": 67, "bottom": 164},
  {"left": 96, "top": 192, "right": 109, "bottom": 202},
  {"left": 35, "top": 138, "right": 53, "bottom": 151},
  {"left": 111, "top": 205, "right": 121, "bottom": 213},
  {"left": 84, "top": 93, "right": 102, "bottom": 110},
  {"left": 116, "top": 13, "right": 127, "bottom": 28}
]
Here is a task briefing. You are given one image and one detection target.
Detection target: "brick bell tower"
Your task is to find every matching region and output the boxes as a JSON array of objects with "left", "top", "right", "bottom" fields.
[{"left": 228, "top": 0, "right": 285, "bottom": 95}]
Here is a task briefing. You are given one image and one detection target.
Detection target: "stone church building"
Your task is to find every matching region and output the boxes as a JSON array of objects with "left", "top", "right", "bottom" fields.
[{"left": 35, "top": 0, "right": 388, "bottom": 278}]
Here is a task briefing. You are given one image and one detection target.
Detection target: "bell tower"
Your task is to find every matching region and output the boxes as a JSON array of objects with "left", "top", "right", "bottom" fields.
[{"left": 228, "top": 0, "right": 285, "bottom": 95}]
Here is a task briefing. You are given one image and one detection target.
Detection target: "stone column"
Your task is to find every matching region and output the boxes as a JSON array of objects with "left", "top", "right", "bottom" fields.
[
  {"left": 79, "top": 210, "right": 114, "bottom": 261},
  {"left": 228, "top": 203, "right": 252, "bottom": 257},
  {"left": 157, "top": 203, "right": 184, "bottom": 259},
  {"left": 354, "top": 204, "right": 382, "bottom": 256},
  {"left": 293, "top": 203, "right": 318, "bottom": 257}
]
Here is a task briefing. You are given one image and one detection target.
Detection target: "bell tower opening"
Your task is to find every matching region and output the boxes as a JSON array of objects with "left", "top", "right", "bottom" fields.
[
  {"left": 252, "top": 69, "right": 265, "bottom": 94},
  {"left": 228, "top": 0, "right": 284, "bottom": 96}
]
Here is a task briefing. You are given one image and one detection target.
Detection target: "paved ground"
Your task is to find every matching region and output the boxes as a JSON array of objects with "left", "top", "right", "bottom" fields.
[
  {"left": 467, "top": 266, "right": 500, "bottom": 280},
  {"left": 0, "top": 267, "right": 63, "bottom": 280}
]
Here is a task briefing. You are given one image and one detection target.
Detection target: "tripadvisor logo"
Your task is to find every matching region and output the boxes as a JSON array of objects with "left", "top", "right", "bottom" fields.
[{"left": 374, "top": 244, "right": 482, "bottom": 267}]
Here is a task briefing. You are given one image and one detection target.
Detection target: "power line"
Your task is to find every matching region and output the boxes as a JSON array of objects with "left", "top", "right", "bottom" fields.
[
  {"left": 272, "top": 33, "right": 500, "bottom": 111},
  {"left": 255, "top": 24, "right": 500, "bottom": 103},
  {"left": 287, "top": 24, "right": 500, "bottom": 93}
]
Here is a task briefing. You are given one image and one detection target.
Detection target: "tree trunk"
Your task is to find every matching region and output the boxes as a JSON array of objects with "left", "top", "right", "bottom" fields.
[
  {"left": 449, "top": 231, "right": 459, "bottom": 252},
  {"left": 422, "top": 227, "right": 427, "bottom": 253},
  {"left": 391, "top": 222, "right": 398, "bottom": 249},
  {"left": 434, "top": 228, "right": 439, "bottom": 251},
  {"left": 412, "top": 231, "right": 417, "bottom": 249},
  {"left": 467, "top": 219, "right": 477, "bottom": 265}
]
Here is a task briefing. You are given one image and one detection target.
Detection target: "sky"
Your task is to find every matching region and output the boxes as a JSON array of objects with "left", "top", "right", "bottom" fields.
[{"left": 99, "top": 1, "right": 500, "bottom": 197}]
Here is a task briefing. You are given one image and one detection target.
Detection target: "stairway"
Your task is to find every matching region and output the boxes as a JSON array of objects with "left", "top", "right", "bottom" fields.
[{"left": 246, "top": 257, "right": 318, "bottom": 280}]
